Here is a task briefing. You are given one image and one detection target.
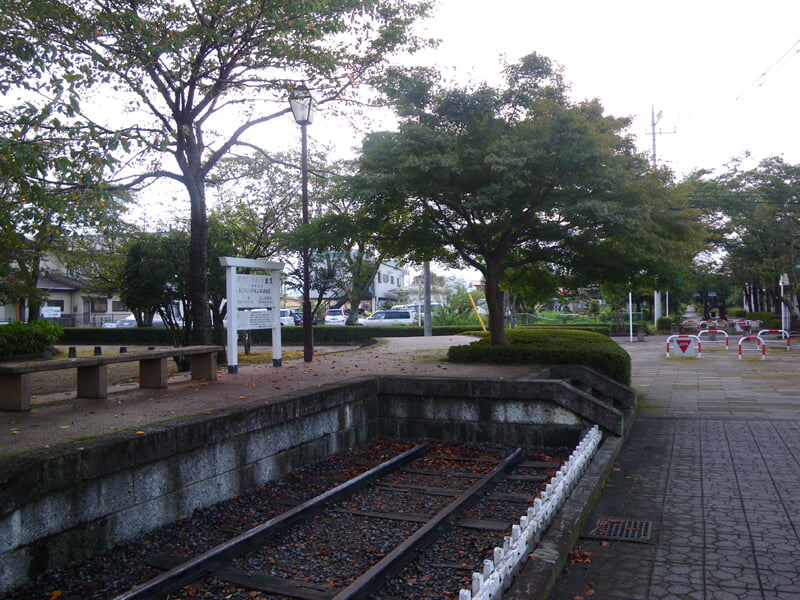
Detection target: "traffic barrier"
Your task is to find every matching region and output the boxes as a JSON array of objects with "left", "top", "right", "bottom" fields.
[
  {"left": 666, "top": 334, "right": 701, "bottom": 357},
  {"left": 697, "top": 329, "right": 729, "bottom": 350},
  {"left": 738, "top": 335, "right": 765, "bottom": 360},
  {"left": 681, "top": 319, "right": 701, "bottom": 332},
  {"left": 756, "top": 329, "right": 791, "bottom": 351},
  {"left": 733, "top": 319, "right": 763, "bottom": 333},
  {"left": 700, "top": 319, "right": 727, "bottom": 330}
]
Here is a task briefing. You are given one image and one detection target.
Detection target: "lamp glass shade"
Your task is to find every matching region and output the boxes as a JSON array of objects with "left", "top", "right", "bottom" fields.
[{"left": 289, "top": 88, "right": 316, "bottom": 125}]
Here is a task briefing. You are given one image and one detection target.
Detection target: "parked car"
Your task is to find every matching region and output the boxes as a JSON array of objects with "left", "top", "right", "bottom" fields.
[
  {"left": 116, "top": 312, "right": 183, "bottom": 328},
  {"left": 292, "top": 312, "right": 322, "bottom": 326},
  {"left": 360, "top": 309, "right": 417, "bottom": 326},
  {"left": 279, "top": 309, "right": 296, "bottom": 326},
  {"left": 324, "top": 308, "right": 348, "bottom": 325},
  {"left": 116, "top": 313, "right": 167, "bottom": 328}
]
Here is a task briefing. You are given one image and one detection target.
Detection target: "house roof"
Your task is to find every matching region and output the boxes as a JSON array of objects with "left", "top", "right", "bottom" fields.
[{"left": 37, "top": 274, "right": 82, "bottom": 292}]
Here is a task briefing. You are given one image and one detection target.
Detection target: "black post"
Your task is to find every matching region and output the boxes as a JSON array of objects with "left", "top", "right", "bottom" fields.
[{"left": 301, "top": 122, "right": 314, "bottom": 362}]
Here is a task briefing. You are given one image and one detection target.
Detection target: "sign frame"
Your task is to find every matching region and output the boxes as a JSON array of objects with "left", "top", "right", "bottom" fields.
[{"left": 219, "top": 257, "right": 285, "bottom": 372}]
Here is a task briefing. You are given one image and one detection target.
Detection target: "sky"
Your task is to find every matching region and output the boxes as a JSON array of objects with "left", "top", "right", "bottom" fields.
[
  {"left": 135, "top": 1, "right": 800, "bottom": 284},
  {"left": 368, "top": 0, "right": 800, "bottom": 284},
  {"left": 395, "top": 0, "right": 800, "bottom": 179}
]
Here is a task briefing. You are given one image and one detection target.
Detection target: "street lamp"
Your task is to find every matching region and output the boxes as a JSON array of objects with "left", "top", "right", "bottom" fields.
[{"left": 289, "top": 85, "right": 316, "bottom": 362}]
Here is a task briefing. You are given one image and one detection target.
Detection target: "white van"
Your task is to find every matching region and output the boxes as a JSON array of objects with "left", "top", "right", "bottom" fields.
[{"left": 361, "top": 309, "right": 417, "bottom": 326}]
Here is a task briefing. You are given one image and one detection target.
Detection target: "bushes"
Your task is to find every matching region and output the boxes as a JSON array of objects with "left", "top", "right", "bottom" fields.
[
  {"left": 727, "top": 308, "right": 746, "bottom": 318},
  {"left": 746, "top": 312, "right": 783, "bottom": 329},
  {"left": 0, "top": 320, "right": 64, "bottom": 358},
  {"left": 519, "top": 323, "right": 612, "bottom": 335},
  {"left": 447, "top": 328, "right": 631, "bottom": 385},
  {"left": 656, "top": 315, "right": 681, "bottom": 332}
]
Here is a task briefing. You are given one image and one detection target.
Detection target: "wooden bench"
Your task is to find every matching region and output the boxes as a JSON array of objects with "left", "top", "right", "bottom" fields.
[{"left": 0, "top": 345, "right": 224, "bottom": 412}]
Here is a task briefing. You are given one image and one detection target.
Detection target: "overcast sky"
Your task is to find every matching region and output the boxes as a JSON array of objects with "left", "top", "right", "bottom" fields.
[
  {"left": 378, "top": 0, "right": 800, "bottom": 283},
  {"left": 397, "top": 0, "right": 800, "bottom": 179}
]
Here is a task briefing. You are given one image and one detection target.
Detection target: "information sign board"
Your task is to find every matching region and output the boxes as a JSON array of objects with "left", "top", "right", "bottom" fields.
[
  {"left": 237, "top": 273, "right": 279, "bottom": 309},
  {"left": 237, "top": 309, "right": 276, "bottom": 330}
]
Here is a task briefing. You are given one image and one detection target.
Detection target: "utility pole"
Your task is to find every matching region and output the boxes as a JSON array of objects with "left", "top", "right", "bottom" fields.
[{"left": 647, "top": 105, "right": 675, "bottom": 168}]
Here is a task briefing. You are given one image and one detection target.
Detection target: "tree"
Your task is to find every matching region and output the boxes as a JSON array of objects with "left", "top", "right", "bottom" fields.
[
  {"left": 313, "top": 167, "right": 412, "bottom": 324},
  {"left": 356, "top": 54, "right": 704, "bottom": 344},
  {"left": 11, "top": 0, "right": 433, "bottom": 343},
  {"left": 0, "top": 9, "right": 127, "bottom": 313},
  {"left": 693, "top": 157, "right": 800, "bottom": 322},
  {"left": 0, "top": 185, "right": 128, "bottom": 320}
]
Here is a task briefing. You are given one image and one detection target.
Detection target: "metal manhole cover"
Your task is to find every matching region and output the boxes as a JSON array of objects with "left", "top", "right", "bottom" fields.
[{"left": 587, "top": 518, "right": 652, "bottom": 542}]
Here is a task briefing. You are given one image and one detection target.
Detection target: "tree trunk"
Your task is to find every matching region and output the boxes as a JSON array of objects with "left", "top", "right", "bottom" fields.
[
  {"left": 484, "top": 259, "right": 509, "bottom": 345},
  {"left": 184, "top": 161, "right": 212, "bottom": 345}
]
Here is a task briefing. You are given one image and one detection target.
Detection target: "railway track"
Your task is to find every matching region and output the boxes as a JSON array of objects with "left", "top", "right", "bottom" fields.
[{"left": 108, "top": 433, "right": 602, "bottom": 600}]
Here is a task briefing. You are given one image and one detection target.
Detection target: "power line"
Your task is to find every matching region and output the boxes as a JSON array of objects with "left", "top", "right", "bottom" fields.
[{"left": 735, "top": 38, "right": 800, "bottom": 104}]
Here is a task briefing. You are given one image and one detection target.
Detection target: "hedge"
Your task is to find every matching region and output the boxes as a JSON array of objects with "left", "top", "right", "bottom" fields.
[
  {"left": 746, "top": 312, "right": 783, "bottom": 329},
  {"left": 518, "top": 323, "right": 612, "bottom": 335},
  {"left": 59, "top": 325, "right": 482, "bottom": 347},
  {"left": 0, "top": 320, "right": 64, "bottom": 358},
  {"left": 447, "top": 328, "right": 631, "bottom": 385}
]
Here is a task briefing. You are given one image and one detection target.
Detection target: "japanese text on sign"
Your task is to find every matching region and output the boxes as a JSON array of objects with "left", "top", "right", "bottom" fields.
[{"left": 237, "top": 274, "right": 279, "bottom": 308}]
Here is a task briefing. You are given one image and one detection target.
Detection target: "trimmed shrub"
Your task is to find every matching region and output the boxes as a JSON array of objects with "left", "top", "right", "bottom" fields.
[
  {"left": 656, "top": 315, "right": 681, "bottom": 332},
  {"left": 447, "top": 328, "right": 631, "bottom": 385},
  {"left": 608, "top": 320, "right": 650, "bottom": 336},
  {"left": 519, "top": 323, "right": 612, "bottom": 336},
  {"left": 727, "top": 308, "right": 746, "bottom": 318},
  {"left": 0, "top": 320, "right": 64, "bottom": 358},
  {"left": 60, "top": 325, "right": 484, "bottom": 347}
]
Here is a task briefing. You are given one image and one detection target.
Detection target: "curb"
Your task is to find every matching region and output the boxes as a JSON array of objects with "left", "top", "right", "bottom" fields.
[{"left": 507, "top": 434, "right": 624, "bottom": 600}]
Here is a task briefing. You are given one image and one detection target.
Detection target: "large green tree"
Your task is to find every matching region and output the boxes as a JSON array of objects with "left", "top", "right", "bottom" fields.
[
  {"left": 693, "top": 157, "right": 800, "bottom": 321},
  {"left": 356, "top": 54, "right": 704, "bottom": 344},
  {"left": 9, "top": 0, "right": 433, "bottom": 343}
]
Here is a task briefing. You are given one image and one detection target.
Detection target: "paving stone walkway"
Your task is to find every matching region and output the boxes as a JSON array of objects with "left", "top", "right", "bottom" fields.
[{"left": 549, "top": 332, "right": 800, "bottom": 600}]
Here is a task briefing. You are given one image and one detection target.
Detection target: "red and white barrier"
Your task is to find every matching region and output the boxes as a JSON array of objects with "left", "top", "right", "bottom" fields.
[
  {"left": 697, "top": 329, "right": 729, "bottom": 350},
  {"left": 681, "top": 319, "right": 701, "bottom": 332},
  {"left": 738, "top": 336, "right": 765, "bottom": 360},
  {"left": 756, "top": 329, "right": 790, "bottom": 351},
  {"left": 666, "top": 334, "right": 701, "bottom": 357}
]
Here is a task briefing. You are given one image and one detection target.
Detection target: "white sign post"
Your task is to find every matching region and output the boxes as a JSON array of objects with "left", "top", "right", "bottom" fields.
[{"left": 219, "top": 257, "right": 284, "bottom": 373}]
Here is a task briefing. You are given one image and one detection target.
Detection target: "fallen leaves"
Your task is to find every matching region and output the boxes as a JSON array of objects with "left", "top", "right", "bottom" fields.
[{"left": 567, "top": 545, "right": 593, "bottom": 565}]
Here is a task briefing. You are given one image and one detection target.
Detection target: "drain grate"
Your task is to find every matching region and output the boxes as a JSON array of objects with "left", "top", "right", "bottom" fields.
[{"left": 587, "top": 518, "right": 652, "bottom": 542}]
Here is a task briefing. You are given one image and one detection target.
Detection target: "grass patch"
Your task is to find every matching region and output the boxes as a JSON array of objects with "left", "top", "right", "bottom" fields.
[
  {"left": 447, "top": 328, "right": 631, "bottom": 384},
  {"left": 237, "top": 350, "right": 304, "bottom": 364}
]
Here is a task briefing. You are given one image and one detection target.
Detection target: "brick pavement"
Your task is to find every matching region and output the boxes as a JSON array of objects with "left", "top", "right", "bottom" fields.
[{"left": 549, "top": 334, "right": 800, "bottom": 600}]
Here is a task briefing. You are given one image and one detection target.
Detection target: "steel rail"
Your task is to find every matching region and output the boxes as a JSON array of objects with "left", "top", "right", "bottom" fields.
[
  {"left": 112, "top": 443, "right": 429, "bottom": 600},
  {"left": 332, "top": 447, "right": 524, "bottom": 600}
]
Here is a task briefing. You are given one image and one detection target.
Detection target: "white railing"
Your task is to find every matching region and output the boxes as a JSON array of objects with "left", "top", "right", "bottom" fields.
[{"left": 459, "top": 425, "right": 603, "bottom": 600}]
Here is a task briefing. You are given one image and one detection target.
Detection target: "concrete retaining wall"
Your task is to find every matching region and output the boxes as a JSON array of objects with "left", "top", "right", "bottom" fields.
[{"left": 0, "top": 374, "right": 627, "bottom": 591}]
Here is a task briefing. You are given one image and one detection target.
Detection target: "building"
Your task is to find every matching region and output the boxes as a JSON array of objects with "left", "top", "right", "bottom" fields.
[{"left": 0, "top": 253, "right": 127, "bottom": 327}]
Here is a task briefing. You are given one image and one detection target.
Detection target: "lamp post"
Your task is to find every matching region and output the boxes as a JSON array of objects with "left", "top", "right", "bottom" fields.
[{"left": 289, "top": 85, "right": 316, "bottom": 362}]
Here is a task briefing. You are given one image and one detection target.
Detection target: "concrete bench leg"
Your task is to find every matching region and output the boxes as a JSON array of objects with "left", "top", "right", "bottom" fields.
[
  {"left": 190, "top": 352, "right": 218, "bottom": 381},
  {"left": 76, "top": 364, "right": 108, "bottom": 399},
  {"left": 0, "top": 373, "right": 31, "bottom": 411},
  {"left": 140, "top": 357, "right": 168, "bottom": 389}
]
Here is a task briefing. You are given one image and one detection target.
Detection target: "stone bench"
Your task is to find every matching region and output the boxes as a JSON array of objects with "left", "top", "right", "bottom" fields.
[{"left": 0, "top": 345, "right": 224, "bottom": 411}]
